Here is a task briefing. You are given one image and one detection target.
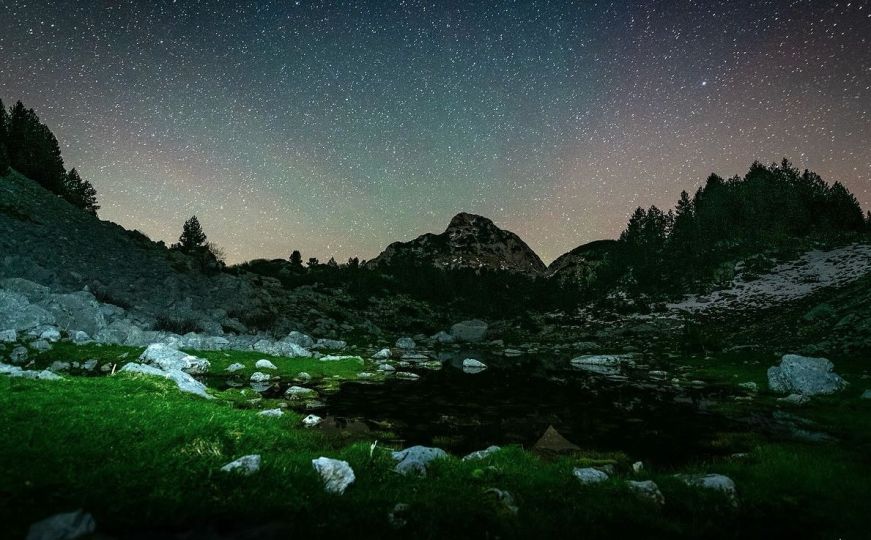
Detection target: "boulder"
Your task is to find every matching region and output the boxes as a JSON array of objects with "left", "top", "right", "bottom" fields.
[
  {"left": 26, "top": 509, "right": 95, "bottom": 540},
  {"left": 0, "top": 290, "right": 55, "bottom": 331},
  {"left": 286, "top": 386, "right": 317, "bottom": 399},
  {"left": 250, "top": 372, "right": 271, "bottom": 383},
  {"left": 284, "top": 331, "right": 315, "bottom": 348},
  {"left": 220, "top": 454, "right": 261, "bottom": 476},
  {"left": 394, "top": 371, "right": 420, "bottom": 381},
  {"left": 119, "top": 362, "right": 212, "bottom": 399},
  {"left": 312, "top": 338, "right": 347, "bottom": 351},
  {"left": 0, "top": 329, "right": 17, "bottom": 342},
  {"left": 42, "top": 292, "right": 106, "bottom": 337},
  {"left": 450, "top": 320, "right": 488, "bottom": 342},
  {"left": 627, "top": 480, "right": 665, "bottom": 505},
  {"left": 675, "top": 473, "right": 737, "bottom": 504},
  {"left": 431, "top": 331, "right": 454, "bottom": 344},
  {"left": 573, "top": 467, "right": 608, "bottom": 485},
  {"left": 139, "top": 343, "right": 210, "bottom": 375},
  {"left": 462, "top": 358, "right": 487, "bottom": 373},
  {"left": 302, "top": 414, "right": 322, "bottom": 427},
  {"left": 312, "top": 457, "right": 355, "bottom": 494},
  {"left": 71, "top": 331, "right": 91, "bottom": 344},
  {"left": 226, "top": 362, "right": 245, "bottom": 372},
  {"left": 10, "top": 346, "right": 28, "bottom": 364},
  {"left": 391, "top": 445, "right": 448, "bottom": 476},
  {"left": 767, "top": 354, "right": 846, "bottom": 395},
  {"left": 39, "top": 327, "right": 61, "bottom": 342},
  {"left": 570, "top": 354, "right": 636, "bottom": 375},
  {"left": 395, "top": 337, "right": 416, "bottom": 350}
]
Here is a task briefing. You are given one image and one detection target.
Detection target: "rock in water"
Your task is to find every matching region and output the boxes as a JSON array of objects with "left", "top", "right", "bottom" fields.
[
  {"left": 450, "top": 320, "right": 488, "bottom": 342},
  {"left": 302, "top": 414, "right": 322, "bottom": 427},
  {"left": 249, "top": 372, "right": 271, "bottom": 383},
  {"left": 371, "top": 348, "right": 391, "bottom": 360},
  {"left": 220, "top": 455, "right": 261, "bottom": 476},
  {"left": 312, "top": 457, "right": 355, "bottom": 494},
  {"left": 462, "top": 358, "right": 487, "bottom": 373},
  {"left": 573, "top": 467, "right": 609, "bottom": 485},
  {"left": 225, "top": 362, "right": 245, "bottom": 372},
  {"left": 532, "top": 425, "right": 580, "bottom": 455},
  {"left": 26, "top": 509, "right": 95, "bottom": 540},
  {"left": 391, "top": 446, "right": 448, "bottom": 476},
  {"left": 767, "top": 354, "right": 846, "bottom": 395},
  {"left": 627, "top": 480, "right": 665, "bottom": 505}
]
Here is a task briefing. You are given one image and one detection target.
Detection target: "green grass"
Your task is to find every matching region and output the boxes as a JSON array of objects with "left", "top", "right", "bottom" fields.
[{"left": 2, "top": 345, "right": 870, "bottom": 538}]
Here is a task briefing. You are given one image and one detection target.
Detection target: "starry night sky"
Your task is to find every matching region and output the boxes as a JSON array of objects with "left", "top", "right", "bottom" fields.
[{"left": 2, "top": 0, "right": 869, "bottom": 264}]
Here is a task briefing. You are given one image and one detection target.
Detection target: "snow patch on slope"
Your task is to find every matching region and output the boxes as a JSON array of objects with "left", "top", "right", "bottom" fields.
[{"left": 668, "top": 243, "right": 871, "bottom": 313}]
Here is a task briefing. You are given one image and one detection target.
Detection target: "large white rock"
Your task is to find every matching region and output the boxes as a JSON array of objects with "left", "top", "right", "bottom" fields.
[
  {"left": 767, "top": 354, "right": 846, "bottom": 395},
  {"left": 391, "top": 446, "right": 448, "bottom": 476},
  {"left": 26, "top": 509, "right": 95, "bottom": 540},
  {"left": 450, "top": 320, "right": 488, "bottom": 342},
  {"left": 221, "top": 454, "right": 261, "bottom": 476},
  {"left": 573, "top": 467, "right": 609, "bottom": 485},
  {"left": 312, "top": 457, "right": 355, "bottom": 494},
  {"left": 119, "top": 362, "right": 212, "bottom": 399},
  {"left": 139, "top": 343, "right": 210, "bottom": 374}
]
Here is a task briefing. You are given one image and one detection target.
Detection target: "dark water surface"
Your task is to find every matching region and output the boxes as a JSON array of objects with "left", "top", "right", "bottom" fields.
[{"left": 317, "top": 352, "right": 737, "bottom": 466}]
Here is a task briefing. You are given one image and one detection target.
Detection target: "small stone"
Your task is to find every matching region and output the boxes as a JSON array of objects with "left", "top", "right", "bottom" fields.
[
  {"left": 484, "top": 488, "right": 518, "bottom": 515},
  {"left": 39, "top": 328, "right": 62, "bottom": 342},
  {"left": 675, "top": 473, "right": 737, "bottom": 505},
  {"left": 778, "top": 393, "right": 810, "bottom": 405},
  {"left": 71, "top": 331, "right": 91, "bottom": 344},
  {"left": 255, "top": 359, "right": 278, "bottom": 370},
  {"left": 738, "top": 381, "right": 758, "bottom": 392},
  {"left": 31, "top": 340, "right": 52, "bottom": 352},
  {"left": 226, "top": 362, "right": 245, "bottom": 372},
  {"left": 462, "top": 358, "right": 487, "bottom": 372},
  {"left": 258, "top": 408, "right": 284, "bottom": 417},
  {"left": 632, "top": 461, "right": 644, "bottom": 473},
  {"left": 573, "top": 467, "right": 609, "bottom": 485},
  {"left": 312, "top": 457, "right": 355, "bottom": 494},
  {"left": 49, "top": 361, "right": 71, "bottom": 373},
  {"left": 394, "top": 371, "right": 420, "bottom": 381},
  {"left": 10, "top": 346, "right": 28, "bottom": 364},
  {"left": 220, "top": 454, "right": 261, "bottom": 476},
  {"left": 81, "top": 359, "right": 98, "bottom": 371},
  {"left": 392, "top": 445, "right": 447, "bottom": 476},
  {"left": 371, "top": 348, "right": 391, "bottom": 360},
  {"left": 377, "top": 363, "right": 395, "bottom": 372},
  {"left": 286, "top": 385, "right": 317, "bottom": 399},
  {"left": 296, "top": 372, "right": 312, "bottom": 382}
]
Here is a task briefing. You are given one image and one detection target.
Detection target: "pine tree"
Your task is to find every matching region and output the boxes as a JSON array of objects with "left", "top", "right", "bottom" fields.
[
  {"left": 7, "top": 101, "right": 66, "bottom": 193},
  {"left": 63, "top": 168, "right": 100, "bottom": 215},
  {"left": 307, "top": 257, "right": 319, "bottom": 268},
  {"left": 178, "top": 216, "right": 207, "bottom": 251},
  {"left": 289, "top": 250, "right": 303, "bottom": 268}
]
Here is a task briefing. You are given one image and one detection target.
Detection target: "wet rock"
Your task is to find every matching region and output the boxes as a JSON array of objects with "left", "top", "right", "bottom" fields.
[
  {"left": 220, "top": 454, "right": 261, "bottom": 476},
  {"left": 462, "top": 445, "right": 501, "bottom": 461},
  {"left": 570, "top": 354, "right": 636, "bottom": 375},
  {"left": 627, "top": 480, "right": 665, "bottom": 505},
  {"left": 738, "top": 382, "right": 758, "bottom": 392},
  {"left": 249, "top": 372, "right": 271, "bottom": 383},
  {"left": 392, "top": 445, "right": 448, "bottom": 476},
  {"left": 462, "top": 358, "right": 487, "bottom": 373},
  {"left": 139, "top": 343, "right": 210, "bottom": 375},
  {"left": 395, "top": 337, "right": 416, "bottom": 349},
  {"left": 258, "top": 408, "right": 284, "bottom": 417},
  {"left": 450, "top": 320, "right": 488, "bottom": 342},
  {"left": 767, "top": 354, "right": 846, "bottom": 395},
  {"left": 371, "top": 348, "right": 391, "bottom": 360},
  {"left": 312, "top": 457, "right": 355, "bottom": 494},
  {"left": 26, "top": 509, "right": 95, "bottom": 540},
  {"left": 432, "top": 331, "right": 454, "bottom": 344},
  {"left": 377, "top": 363, "right": 395, "bottom": 372},
  {"left": 675, "top": 473, "right": 737, "bottom": 504},
  {"left": 394, "top": 371, "right": 420, "bottom": 381},
  {"left": 573, "top": 467, "right": 608, "bottom": 485},
  {"left": 119, "top": 362, "right": 211, "bottom": 399},
  {"left": 302, "top": 414, "right": 322, "bottom": 427},
  {"left": 255, "top": 359, "right": 278, "bottom": 370},
  {"left": 320, "top": 354, "right": 364, "bottom": 363},
  {"left": 504, "top": 348, "right": 523, "bottom": 357},
  {"left": 226, "top": 362, "right": 245, "bottom": 372}
]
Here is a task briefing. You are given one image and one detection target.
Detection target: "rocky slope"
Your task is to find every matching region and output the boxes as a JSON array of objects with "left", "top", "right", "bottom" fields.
[
  {"left": 366, "top": 212, "right": 546, "bottom": 274},
  {"left": 546, "top": 239, "right": 617, "bottom": 285}
]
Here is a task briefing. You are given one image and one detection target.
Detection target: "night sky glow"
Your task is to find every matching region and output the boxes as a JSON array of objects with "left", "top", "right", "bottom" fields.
[{"left": 2, "top": 0, "right": 869, "bottom": 263}]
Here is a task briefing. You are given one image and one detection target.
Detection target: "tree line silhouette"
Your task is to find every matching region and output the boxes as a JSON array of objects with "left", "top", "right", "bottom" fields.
[{"left": 0, "top": 99, "right": 99, "bottom": 214}]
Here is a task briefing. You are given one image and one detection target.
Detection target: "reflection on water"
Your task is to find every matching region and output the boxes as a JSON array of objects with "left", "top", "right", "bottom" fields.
[{"left": 318, "top": 351, "right": 737, "bottom": 465}]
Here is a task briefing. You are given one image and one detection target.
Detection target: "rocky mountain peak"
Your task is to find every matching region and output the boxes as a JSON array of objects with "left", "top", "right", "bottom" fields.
[{"left": 367, "top": 212, "right": 546, "bottom": 274}]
